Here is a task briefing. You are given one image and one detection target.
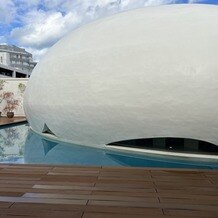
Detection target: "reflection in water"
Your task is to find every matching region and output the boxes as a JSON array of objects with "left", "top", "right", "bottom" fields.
[
  {"left": 24, "top": 130, "right": 218, "bottom": 169},
  {"left": 0, "top": 124, "right": 217, "bottom": 169},
  {"left": 0, "top": 124, "right": 28, "bottom": 163},
  {"left": 41, "top": 139, "right": 58, "bottom": 155},
  {"left": 24, "top": 130, "right": 119, "bottom": 166},
  {"left": 105, "top": 152, "right": 218, "bottom": 169}
]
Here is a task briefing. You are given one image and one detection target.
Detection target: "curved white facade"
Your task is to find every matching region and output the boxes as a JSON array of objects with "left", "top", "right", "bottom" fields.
[{"left": 24, "top": 4, "right": 218, "bottom": 147}]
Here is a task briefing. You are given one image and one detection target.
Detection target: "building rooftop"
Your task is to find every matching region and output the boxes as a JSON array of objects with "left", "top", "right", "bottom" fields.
[
  {"left": 0, "top": 45, "right": 31, "bottom": 56},
  {"left": 0, "top": 44, "right": 37, "bottom": 77}
]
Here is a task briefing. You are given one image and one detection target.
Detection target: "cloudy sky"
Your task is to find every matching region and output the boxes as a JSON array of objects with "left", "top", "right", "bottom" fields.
[{"left": 0, "top": 0, "right": 217, "bottom": 61}]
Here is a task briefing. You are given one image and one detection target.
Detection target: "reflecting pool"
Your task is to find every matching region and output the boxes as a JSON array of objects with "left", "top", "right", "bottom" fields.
[{"left": 0, "top": 123, "right": 217, "bottom": 169}]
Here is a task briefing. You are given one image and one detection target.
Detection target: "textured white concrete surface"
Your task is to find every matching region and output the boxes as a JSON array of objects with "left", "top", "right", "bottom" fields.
[{"left": 24, "top": 4, "right": 218, "bottom": 147}]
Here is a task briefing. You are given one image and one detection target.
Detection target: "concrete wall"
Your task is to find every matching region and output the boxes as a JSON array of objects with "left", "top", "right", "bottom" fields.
[
  {"left": 24, "top": 5, "right": 218, "bottom": 147},
  {"left": 0, "top": 52, "right": 10, "bottom": 66}
]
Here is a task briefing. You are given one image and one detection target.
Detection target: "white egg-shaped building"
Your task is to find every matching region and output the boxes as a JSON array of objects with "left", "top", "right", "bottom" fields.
[{"left": 24, "top": 4, "right": 218, "bottom": 148}]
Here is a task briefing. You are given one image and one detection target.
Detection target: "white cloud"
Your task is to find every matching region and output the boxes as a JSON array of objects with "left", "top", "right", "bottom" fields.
[
  {"left": 188, "top": 0, "right": 203, "bottom": 3},
  {"left": 11, "top": 10, "right": 80, "bottom": 49},
  {"left": 0, "top": 36, "right": 7, "bottom": 44},
  {"left": 23, "top": 47, "right": 48, "bottom": 62},
  {"left": 13, "top": 0, "right": 40, "bottom": 11},
  {"left": 0, "top": 0, "right": 16, "bottom": 24},
  {"left": 7, "top": 0, "right": 203, "bottom": 61},
  {"left": 144, "top": 0, "right": 176, "bottom": 6}
]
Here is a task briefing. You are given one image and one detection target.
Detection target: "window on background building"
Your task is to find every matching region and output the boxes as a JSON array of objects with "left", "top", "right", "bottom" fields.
[
  {"left": 0, "top": 57, "right": 2, "bottom": 63},
  {"left": 16, "top": 72, "right": 26, "bottom": 78}
]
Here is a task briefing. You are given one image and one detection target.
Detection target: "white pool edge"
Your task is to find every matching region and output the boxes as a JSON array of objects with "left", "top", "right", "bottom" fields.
[
  {"left": 108, "top": 145, "right": 218, "bottom": 160},
  {"left": 30, "top": 127, "right": 218, "bottom": 161}
]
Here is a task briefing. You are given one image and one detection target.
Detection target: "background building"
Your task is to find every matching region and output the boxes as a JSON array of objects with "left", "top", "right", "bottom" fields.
[{"left": 0, "top": 45, "right": 37, "bottom": 78}]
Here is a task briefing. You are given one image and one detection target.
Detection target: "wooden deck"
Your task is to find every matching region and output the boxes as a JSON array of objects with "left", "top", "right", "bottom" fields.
[
  {"left": 0, "top": 116, "right": 26, "bottom": 127},
  {"left": 0, "top": 164, "right": 217, "bottom": 217}
]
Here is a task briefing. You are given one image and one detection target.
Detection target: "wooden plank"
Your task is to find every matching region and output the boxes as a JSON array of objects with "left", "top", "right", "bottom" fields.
[
  {"left": 163, "top": 208, "right": 218, "bottom": 217},
  {"left": 11, "top": 202, "right": 85, "bottom": 211},
  {"left": 159, "top": 197, "right": 218, "bottom": 205},
  {"left": 33, "top": 184, "right": 156, "bottom": 193},
  {"left": 0, "top": 202, "right": 13, "bottom": 208},
  {"left": 0, "top": 187, "right": 92, "bottom": 195},
  {"left": 0, "top": 116, "right": 26, "bottom": 126},
  {"left": 84, "top": 205, "right": 163, "bottom": 215},
  {"left": 82, "top": 212, "right": 162, "bottom": 218},
  {"left": 0, "top": 196, "right": 87, "bottom": 205},
  {"left": 0, "top": 164, "right": 216, "bottom": 217},
  {"left": 23, "top": 192, "right": 159, "bottom": 203}
]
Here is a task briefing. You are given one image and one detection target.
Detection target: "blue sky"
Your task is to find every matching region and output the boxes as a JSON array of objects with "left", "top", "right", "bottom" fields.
[{"left": 0, "top": 0, "right": 217, "bottom": 61}]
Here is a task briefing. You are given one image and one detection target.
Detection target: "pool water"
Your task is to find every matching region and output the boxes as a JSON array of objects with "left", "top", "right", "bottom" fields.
[{"left": 0, "top": 123, "right": 218, "bottom": 169}]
